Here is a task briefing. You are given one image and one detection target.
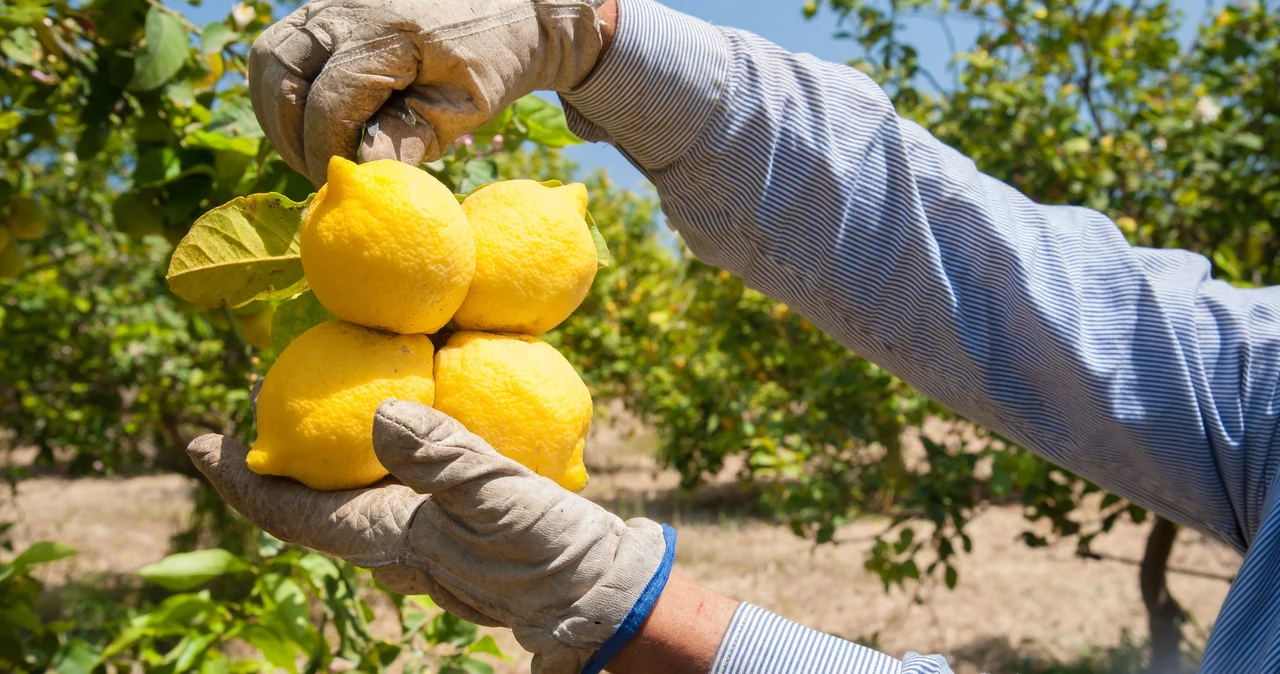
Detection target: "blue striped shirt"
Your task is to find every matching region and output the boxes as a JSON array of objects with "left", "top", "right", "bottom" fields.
[{"left": 562, "top": 0, "right": 1280, "bottom": 672}]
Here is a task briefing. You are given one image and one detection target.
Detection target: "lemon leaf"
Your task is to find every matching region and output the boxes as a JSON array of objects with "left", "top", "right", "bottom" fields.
[
  {"left": 138, "top": 549, "right": 251, "bottom": 591},
  {"left": 538, "top": 180, "right": 564, "bottom": 188},
  {"left": 128, "top": 7, "right": 189, "bottom": 92},
  {"left": 455, "top": 193, "right": 467, "bottom": 205},
  {"left": 166, "top": 192, "right": 313, "bottom": 309},
  {"left": 585, "top": 210, "right": 611, "bottom": 268},
  {"left": 270, "top": 291, "right": 335, "bottom": 353}
]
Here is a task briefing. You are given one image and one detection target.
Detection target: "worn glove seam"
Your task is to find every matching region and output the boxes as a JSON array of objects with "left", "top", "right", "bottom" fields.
[{"left": 412, "top": 6, "right": 538, "bottom": 44}]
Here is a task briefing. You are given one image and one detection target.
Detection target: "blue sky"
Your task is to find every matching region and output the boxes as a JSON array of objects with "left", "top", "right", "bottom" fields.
[{"left": 173, "top": 0, "right": 1210, "bottom": 190}]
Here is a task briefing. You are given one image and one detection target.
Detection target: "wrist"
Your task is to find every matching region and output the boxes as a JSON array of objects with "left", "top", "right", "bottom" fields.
[
  {"left": 559, "top": 0, "right": 733, "bottom": 170},
  {"left": 606, "top": 572, "right": 740, "bottom": 674},
  {"left": 597, "top": 0, "right": 618, "bottom": 54}
]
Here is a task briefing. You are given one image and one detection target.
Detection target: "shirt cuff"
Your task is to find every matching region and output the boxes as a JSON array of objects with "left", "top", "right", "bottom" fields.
[
  {"left": 711, "top": 603, "right": 934, "bottom": 674},
  {"left": 559, "top": 0, "right": 732, "bottom": 170}
]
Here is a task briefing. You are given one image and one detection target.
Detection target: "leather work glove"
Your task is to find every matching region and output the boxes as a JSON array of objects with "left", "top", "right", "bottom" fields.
[
  {"left": 187, "top": 399, "right": 675, "bottom": 674},
  {"left": 248, "top": 0, "right": 607, "bottom": 185}
]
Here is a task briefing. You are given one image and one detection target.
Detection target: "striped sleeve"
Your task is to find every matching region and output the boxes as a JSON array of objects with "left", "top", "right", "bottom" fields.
[
  {"left": 563, "top": 0, "right": 1280, "bottom": 558},
  {"left": 709, "top": 604, "right": 951, "bottom": 674}
]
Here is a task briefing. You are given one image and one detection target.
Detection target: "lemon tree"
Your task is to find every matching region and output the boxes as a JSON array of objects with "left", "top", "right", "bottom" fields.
[{"left": 0, "top": 0, "right": 594, "bottom": 669}]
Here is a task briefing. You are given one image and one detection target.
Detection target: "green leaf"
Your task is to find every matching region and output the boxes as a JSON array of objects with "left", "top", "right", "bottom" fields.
[
  {"left": 98, "top": 625, "right": 150, "bottom": 662},
  {"left": 1, "top": 27, "right": 39, "bottom": 66},
  {"left": 297, "top": 553, "right": 340, "bottom": 588},
  {"left": 137, "top": 549, "right": 251, "bottom": 591},
  {"left": 199, "top": 651, "right": 232, "bottom": 674},
  {"left": 185, "top": 129, "right": 258, "bottom": 157},
  {"left": 142, "top": 592, "right": 218, "bottom": 627},
  {"left": 452, "top": 659, "right": 494, "bottom": 674},
  {"left": 426, "top": 612, "right": 479, "bottom": 648},
  {"left": 585, "top": 210, "right": 611, "bottom": 268},
  {"left": 166, "top": 80, "right": 196, "bottom": 108},
  {"left": 512, "top": 95, "right": 581, "bottom": 147},
  {"left": 459, "top": 158, "right": 498, "bottom": 194},
  {"left": 1062, "top": 137, "right": 1091, "bottom": 155},
  {"left": 172, "top": 632, "right": 219, "bottom": 672},
  {"left": 241, "top": 623, "right": 299, "bottom": 674},
  {"left": 944, "top": 565, "right": 958, "bottom": 590},
  {"left": 473, "top": 105, "right": 514, "bottom": 143},
  {"left": 0, "top": 1, "right": 50, "bottom": 29},
  {"left": 134, "top": 146, "right": 183, "bottom": 187},
  {"left": 1233, "top": 133, "right": 1263, "bottom": 151},
  {"left": 129, "top": 7, "right": 189, "bottom": 92},
  {"left": 112, "top": 191, "right": 167, "bottom": 239},
  {"left": 0, "top": 603, "right": 43, "bottom": 632},
  {"left": 265, "top": 575, "right": 313, "bottom": 646},
  {"left": 166, "top": 192, "right": 313, "bottom": 310},
  {"left": 270, "top": 291, "right": 335, "bottom": 353},
  {"left": 53, "top": 639, "right": 100, "bottom": 674},
  {"left": 257, "top": 530, "right": 285, "bottom": 558},
  {"left": 12, "top": 541, "right": 76, "bottom": 571},
  {"left": 206, "top": 98, "right": 263, "bottom": 138},
  {"left": 467, "top": 635, "right": 512, "bottom": 662},
  {"left": 200, "top": 22, "right": 237, "bottom": 56}
]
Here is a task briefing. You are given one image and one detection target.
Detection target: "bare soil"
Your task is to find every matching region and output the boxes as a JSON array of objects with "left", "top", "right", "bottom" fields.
[{"left": 2, "top": 419, "right": 1241, "bottom": 674}]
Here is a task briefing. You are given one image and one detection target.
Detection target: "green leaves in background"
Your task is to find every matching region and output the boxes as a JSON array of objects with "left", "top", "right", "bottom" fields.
[
  {"left": 200, "top": 22, "right": 238, "bottom": 56},
  {"left": 7, "top": 541, "right": 76, "bottom": 576},
  {"left": 128, "top": 7, "right": 189, "bottom": 92},
  {"left": 512, "top": 95, "right": 581, "bottom": 148},
  {"left": 586, "top": 210, "right": 611, "bottom": 268},
  {"left": 137, "top": 549, "right": 251, "bottom": 591},
  {"left": 166, "top": 192, "right": 313, "bottom": 309},
  {"left": 270, "top": 290, "right": 336, "bottom": 354}
]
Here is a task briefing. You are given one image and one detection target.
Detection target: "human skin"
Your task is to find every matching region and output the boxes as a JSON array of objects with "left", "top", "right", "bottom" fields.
[{"left": 607, "top": 571, "right": 740, "bottom": 674}]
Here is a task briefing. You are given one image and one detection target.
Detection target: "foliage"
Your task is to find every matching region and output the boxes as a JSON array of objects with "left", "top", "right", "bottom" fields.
[
  {"left": 0, "top": 1, "right": 590, "bottom": 669},
  {"left": 0, "top": 525, "right": 506, "bottom": 674}
]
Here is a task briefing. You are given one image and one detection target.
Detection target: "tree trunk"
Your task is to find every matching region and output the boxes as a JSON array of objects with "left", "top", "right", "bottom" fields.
[{"left": 1141, "top": 516, "right": 1184, "bottom": 674}]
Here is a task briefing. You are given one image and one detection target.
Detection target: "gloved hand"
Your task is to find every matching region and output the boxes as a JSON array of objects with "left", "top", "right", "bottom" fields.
[
  {"left": 187, "top": 399, "right": 674, "bottom": 674},
  {"left": 248, "top": 0, "right": 607, "bottom": 185}
]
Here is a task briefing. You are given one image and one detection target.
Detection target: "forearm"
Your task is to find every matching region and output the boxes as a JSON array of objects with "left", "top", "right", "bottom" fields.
[
  {"left": 607, "top": 572, "right": 738, "bottom": 674},
  {"left": 607, "top": 572, "right": 952, "bottom": 674},
  {"left": 563, "top": 0, "right": 1280, "bottom": 550}
]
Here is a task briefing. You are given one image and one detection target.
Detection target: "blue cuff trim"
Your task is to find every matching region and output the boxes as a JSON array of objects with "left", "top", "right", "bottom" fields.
[{"left": 580, "top": 524, "right": 678, "bottom": 674}]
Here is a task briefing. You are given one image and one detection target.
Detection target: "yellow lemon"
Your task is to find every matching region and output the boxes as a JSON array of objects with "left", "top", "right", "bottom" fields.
[
  {"left": 302, "top": 157, "right": 475, "bottom": 335},
  {"left": 453, "top": 180, "right": 597, "bottom": 335},
  {"left": 248, "top": 320, "right": 436, "bottom": 491},
  {"left": 7, "top": 196, "right": 50, "bottom": 240},
  {"left": 233, "top": 304, "right": 275, "bottom": 351},
  {"left": 433, "top": 331, "right": 592, "bottom": 491},
  {"left": 0, "top": 240, "right": 22, "bottom": 279}
]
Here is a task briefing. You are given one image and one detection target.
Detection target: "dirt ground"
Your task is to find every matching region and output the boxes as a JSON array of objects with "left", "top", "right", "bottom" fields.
[{"left": 2, "top": 418, "right": 1242, "bottom": 674}]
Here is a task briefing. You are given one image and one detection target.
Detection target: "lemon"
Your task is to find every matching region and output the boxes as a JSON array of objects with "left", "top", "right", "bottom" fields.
[
  {"left": 302, "top": 157, "right": 475, "bottom": 335},
  {"left": 0, "top": 240, "right": 22, "bottom": 279},
  {"left": 8, "top": 196, "right": 50, "bottom": 240},
  {"left": 233, "top": 304, "right": 275, "bottom": 351},
  {"left": 248, "top": 320, "right": 436, "bottom": 491},
  {"left": 434, "top": 331, "right": 592, "bottom": 491},
  {"left": 453, "top": 180, "right": 597, "bottom": 335}
]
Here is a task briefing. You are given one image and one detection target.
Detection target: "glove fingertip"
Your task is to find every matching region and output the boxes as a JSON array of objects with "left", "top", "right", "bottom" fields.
[
  {"left": 187, "top": 434, "right": 252, "bottom": 486},
  {"left": 360, "top": 108, "right": 437, "bottom": 168},
  {"left": 187, "top": 433, "right": 228, "bottom": 463},
  {"left": 373, "top": 399, "right": 434, "bottom": 452}
]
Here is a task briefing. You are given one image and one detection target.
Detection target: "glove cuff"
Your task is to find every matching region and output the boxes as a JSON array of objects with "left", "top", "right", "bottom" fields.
[{"left": 579, "top": 523, "right": 678, "bottom": 674}]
